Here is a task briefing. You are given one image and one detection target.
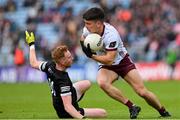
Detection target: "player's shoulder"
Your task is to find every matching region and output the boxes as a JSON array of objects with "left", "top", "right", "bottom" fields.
[
  {"left": 46, "top": 61, "right": 56, "bottom": 69},
  {"left": 41, "top": 60, "right": 54, "bottom": 67},
  {"left": 104, "top": 23, "right": 119, "bottom": 37},
  {"left": 40, "top": 60, "right": 55, "bottom": 71},
  {"left": 103, "top": 23, "right": 120, "bottom": 43},
  {"left": 104, "top": 23, "right": 118, "bottom": 32}
]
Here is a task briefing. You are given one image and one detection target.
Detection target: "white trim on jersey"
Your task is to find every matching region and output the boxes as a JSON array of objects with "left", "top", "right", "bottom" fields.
[
  {"left": 39, "top": 62, "right": 47, "bottom": 71},
  {"left": 60, "top": 92, "right": 72, "bottom": 96}
]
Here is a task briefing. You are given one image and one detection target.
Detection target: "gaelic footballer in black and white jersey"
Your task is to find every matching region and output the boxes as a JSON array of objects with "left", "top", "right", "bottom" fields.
[
  {"left": 25, "top": 30, "right": 107, "bottom": 119},
  {"left": 39, "top": 61, "right": 83, "bottom": 118}
]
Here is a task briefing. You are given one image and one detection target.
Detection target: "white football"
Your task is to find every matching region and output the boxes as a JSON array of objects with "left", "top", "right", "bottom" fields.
[{"left": 84, "top": 33, "right": 103, "bottom": 51}]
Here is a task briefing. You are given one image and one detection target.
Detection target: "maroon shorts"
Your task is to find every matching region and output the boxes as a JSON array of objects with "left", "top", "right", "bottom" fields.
[{"left": 99, "top": 54, "right": 136, "bottom": 78}]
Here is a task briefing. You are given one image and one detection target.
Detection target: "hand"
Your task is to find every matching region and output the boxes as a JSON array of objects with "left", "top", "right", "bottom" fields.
[
  {"left": 80, "top": 41, "right": 95, "bottom": 58},
  {"left": 82, "top": 116, "right": 92, "bottom": 119},
  {"left": 25, "top": 31, "right": 35, "bottom": 46}
]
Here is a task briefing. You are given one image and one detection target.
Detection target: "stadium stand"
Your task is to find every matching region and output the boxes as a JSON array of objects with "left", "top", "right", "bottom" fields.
[{"left": 0, "top": 0, "right": 179, "bottom": 67}]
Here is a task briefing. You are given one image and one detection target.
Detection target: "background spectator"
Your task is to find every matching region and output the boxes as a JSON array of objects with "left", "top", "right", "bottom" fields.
[{"left": 0, "top": 0, "right": 180, "bottom": 66}]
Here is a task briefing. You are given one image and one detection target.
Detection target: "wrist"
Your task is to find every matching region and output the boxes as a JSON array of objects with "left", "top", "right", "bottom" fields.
[
  {"left": 91, "top": 54, "right": 96, "bottom": 58},
  {"left": 80, "top": 41, "right": 84, "bottom": 47},
  {"left": 30, "top": 44, "right": 35, "bottom": 50},
  {"left": 29, "top": 42, "right": 35, "bottom": 46}
]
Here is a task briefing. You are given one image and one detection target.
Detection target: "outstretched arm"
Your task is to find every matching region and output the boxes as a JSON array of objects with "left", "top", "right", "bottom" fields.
[{"left": 25, "top": 31, "right": 43, "bottom": 69}]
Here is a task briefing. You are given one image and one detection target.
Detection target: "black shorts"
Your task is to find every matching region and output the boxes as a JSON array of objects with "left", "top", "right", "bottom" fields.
[
  {"left": 52, "top": 87, "right": 84, "bottom": 118},
  {"left": 99, "top": 54, "right": 136, "bottom": 78}
]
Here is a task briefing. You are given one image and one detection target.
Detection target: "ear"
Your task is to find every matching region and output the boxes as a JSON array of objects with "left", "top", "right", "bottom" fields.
[{"left": 96, "top": 20, "right": 102, "bottom": 27}]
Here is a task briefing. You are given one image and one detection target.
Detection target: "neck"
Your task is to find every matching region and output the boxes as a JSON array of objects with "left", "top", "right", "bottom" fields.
[
  {"left": 98, "top": 24, "right": 105, "bottom": 36},
  {"left": 55, "top": 63, "right": 66, "bottom": 71}
]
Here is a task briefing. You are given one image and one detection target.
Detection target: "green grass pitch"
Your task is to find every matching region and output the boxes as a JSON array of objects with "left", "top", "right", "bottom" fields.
[{"left": 0, "top": 80, "right": 180, "bottom": 119}]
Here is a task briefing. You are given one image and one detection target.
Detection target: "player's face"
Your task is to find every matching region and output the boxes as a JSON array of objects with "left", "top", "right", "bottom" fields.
[
  {"left": 61, "top": 51, "right": 73, "bottom": 68},
  {"left": 84, "top": 20, "right": 99, "bottom": 33}
]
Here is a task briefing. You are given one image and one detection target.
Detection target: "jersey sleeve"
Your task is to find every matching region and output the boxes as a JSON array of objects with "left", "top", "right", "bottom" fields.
[
  {"left": 59, "top": 74, "right": 72, "bottom": 97},
  {"left": 39, "top": 61, "right": 48, "bottom": 72},
  {"left": 104, "top": 35, "right": 119, "bottom": 51},
  {"left": 82, "top": 27, "right": 90, "bottom": 38},
  {"left": 60, "top": 85, "right": 72, "bottom": 96}
]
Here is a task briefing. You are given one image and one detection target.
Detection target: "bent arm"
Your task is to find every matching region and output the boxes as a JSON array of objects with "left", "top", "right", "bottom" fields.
[
  {"left": 61, "top": 95, "right": 84, "bottom": 119},
  {"left": 92, "top": 50, "right": 117, "bottom": 65},
  {"left": 29, "top": 45, "right": 43, "bottom": 69}
]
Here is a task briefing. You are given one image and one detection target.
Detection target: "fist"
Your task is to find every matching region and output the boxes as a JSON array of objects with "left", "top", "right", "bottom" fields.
[{"left": 25, "top": 31, "right": 35, "bottom": 46}]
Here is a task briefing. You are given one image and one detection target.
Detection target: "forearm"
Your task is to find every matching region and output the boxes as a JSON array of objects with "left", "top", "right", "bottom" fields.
[
  {"left": 64, "top": 105, "right": 84, "bottom": 119},
  {"left": 92, "top": 54, "right": 114, "bottom": 65},
  {"left": 29, "top": 45, "right": 42, "bottom": 69},
  {"left": 62, "top": 95, "right": 84, "bottom": 118}
]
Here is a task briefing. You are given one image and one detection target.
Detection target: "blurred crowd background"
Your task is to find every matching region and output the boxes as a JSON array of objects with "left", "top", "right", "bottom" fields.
[{"left": 0, "top": 0, "right": 180, "bottom": 67}]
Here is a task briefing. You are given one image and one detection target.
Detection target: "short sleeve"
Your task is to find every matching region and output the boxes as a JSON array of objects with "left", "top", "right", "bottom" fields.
[
  {"left": 60, "top": 85, "right": 72, "bottom": 96},
  {"left": 104, "top": 35, "right": 119, "bottom": 51},
  {"left": 39, "top": 61, "right": 48, "bottom": 72},
  {"left": 82, "top": 27, "right": 90, "bottom": 38}
]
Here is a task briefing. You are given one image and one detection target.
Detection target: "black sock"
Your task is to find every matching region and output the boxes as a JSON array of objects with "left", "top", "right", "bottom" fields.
[
  {"left": 158, "top": 106, "right": 166, "bottom": 114},
  {"left": 125, "top": 100, "right": 134, "bottom": 109}
]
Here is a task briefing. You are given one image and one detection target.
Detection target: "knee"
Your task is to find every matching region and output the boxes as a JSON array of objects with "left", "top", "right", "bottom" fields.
[
  {"left": 84, "top": 80, "right": 91, "bottom": 89},
  {"left": 97, "top": 80, "right": 109, "bottom": 90},
  {"left": 101, "top": 109, "right": 107, "bottom": 117},
  {"left": 136, "top": 87, "right": 148, "bottom": 97}
]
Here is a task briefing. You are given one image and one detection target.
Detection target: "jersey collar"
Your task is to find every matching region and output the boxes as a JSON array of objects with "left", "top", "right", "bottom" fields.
[{"left": 100, "top": 24, "right": 105, "bottom": 37}]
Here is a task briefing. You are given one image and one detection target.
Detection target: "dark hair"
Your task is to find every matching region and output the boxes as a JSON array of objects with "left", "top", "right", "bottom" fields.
[
  {"left": 51, "top": 45, "right": 68, "bottom": 63},
  {"left": 83, "top": 7, "right": 105, "bottom": 21}
]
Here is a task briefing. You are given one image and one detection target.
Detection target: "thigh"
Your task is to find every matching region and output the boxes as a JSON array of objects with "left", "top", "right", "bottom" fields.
[
  {"left": 97, "top": 68, "right": 119, "bottom": 84},
  {"left": 73, "top": 80, "right": 91, "bottom": 101},
  {"left": 124, "top": 69, "right": 145, "bottom": 90}
]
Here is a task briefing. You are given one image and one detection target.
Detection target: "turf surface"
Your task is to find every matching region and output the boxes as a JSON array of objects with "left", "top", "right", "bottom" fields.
[{"left": 0, "top": 80, "right": 179, "bottom": 119}]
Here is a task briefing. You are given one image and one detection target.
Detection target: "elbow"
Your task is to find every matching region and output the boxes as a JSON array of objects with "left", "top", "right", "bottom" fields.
[
  {"left": 30, "top": 60, "right": 38, "bottom": 68},
  {"left": 105, "top": 59, "right": 114, "bottom": 65},
  {"left": 64, "top": 105, "right": 73, "bottom": 113},
  {"left": 106, "top": 61, "right": 114, "bottom": 65},
  {"left": 103, "top": 54, "right": 115, "bottom": 65}
]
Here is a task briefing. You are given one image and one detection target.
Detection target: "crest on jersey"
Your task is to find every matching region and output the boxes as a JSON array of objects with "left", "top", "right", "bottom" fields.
[{"left": 109, "top": 41, "right": 116, "bottom": 48}]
